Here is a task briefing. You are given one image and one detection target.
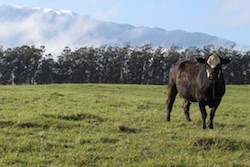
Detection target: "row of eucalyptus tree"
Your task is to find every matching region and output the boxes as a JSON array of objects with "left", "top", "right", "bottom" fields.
[{"left": 0, "top": 44, "right": 249, "bottom": 85}]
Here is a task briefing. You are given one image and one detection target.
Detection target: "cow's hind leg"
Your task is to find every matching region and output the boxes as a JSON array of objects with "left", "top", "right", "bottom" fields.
[
  {"left": 166, "top": 84, "right": 177, "bottom": 122},
  {"left": 183, "top": 100, "right": 191, "bottom": 121}
]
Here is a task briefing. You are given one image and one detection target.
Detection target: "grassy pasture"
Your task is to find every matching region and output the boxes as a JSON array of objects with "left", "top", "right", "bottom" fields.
[{"left": 0, "top": 84, "right": 249, "bottom": 166}]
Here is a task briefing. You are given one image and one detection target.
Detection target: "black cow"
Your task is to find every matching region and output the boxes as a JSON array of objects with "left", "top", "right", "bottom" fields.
[{"left": 166, "top": 52, "right": 230, "bottom": 129}]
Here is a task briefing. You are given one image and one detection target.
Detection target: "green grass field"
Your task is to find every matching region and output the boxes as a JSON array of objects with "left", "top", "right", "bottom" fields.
[{"left": 0, "top": 84, "right": 249, "bottom": 166}]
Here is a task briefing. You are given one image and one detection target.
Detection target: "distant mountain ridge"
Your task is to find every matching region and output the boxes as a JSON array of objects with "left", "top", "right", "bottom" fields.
[{"left": 0, "top": 5, "right": 244, "bottom": 55}]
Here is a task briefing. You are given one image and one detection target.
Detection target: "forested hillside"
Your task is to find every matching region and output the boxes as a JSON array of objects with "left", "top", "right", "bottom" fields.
[{"left": 0, "top": 44, "right": 249, "bottom": 85}]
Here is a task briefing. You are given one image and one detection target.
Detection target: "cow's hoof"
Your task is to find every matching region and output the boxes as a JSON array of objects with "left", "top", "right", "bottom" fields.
[
  {"left": 166, "top": 118, "right": 170, "bottom": 122},
  {"left": 208, "top": 124, "right": 214, "bottom": 129}
]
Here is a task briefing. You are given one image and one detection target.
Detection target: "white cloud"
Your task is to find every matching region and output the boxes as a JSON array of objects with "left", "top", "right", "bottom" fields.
[{"left": 0, "top": 8, "right": 103, "bottom": 57}]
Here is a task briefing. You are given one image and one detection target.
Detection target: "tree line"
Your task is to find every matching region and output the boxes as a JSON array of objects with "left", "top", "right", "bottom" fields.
[{"left": 0, "top": 44, "right": 249, "bottom": 85}]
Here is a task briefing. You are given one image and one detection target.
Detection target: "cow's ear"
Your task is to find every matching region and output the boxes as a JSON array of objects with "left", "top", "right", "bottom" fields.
[
  {"left": 197, "top": 58, "right": 206, "bottom": 64},
  {"left": 221, "top": 58, "right": 230, "bottom": 65}
]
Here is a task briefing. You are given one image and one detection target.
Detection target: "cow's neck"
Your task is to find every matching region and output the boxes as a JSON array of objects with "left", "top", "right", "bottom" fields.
[
  {"left": 208, "top": 79, "right": 224, "bottom": 100},
  {"left": 211, "top": 81, "right": 216, "bottom": 99}
]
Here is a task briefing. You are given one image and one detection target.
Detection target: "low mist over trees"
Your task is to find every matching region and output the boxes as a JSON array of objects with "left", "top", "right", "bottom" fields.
[{"left": 0, "top": 44, "right": 249, "bottom": 85}]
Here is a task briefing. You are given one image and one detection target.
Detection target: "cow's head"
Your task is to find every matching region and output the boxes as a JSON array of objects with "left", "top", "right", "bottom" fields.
[{"left": 197, "top": 53, "right": 230, "bottom": 81}]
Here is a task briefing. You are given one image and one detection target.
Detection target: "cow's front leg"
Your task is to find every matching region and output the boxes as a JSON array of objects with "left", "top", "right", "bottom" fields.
[
  {"left": 198, "top": 101, "right": 207, "bottom": 129},
  {"left": 208, "top": 105, "right": 218, "bottom": 129}
]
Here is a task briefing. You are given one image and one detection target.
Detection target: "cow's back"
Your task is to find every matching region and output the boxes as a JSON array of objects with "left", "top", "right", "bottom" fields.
[{"left": 169, "top": 60, "right": 206, "bottom": 102}]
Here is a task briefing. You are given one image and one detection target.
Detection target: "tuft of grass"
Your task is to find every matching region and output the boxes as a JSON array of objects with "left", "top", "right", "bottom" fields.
[
  {"left": 116, "top": 124, "right": 139, "bottom": 133},
  {"left": 191, "top": 136, "right": 250, "bottom": 151},
  {"left": 0, "top": 84, "right": 249, "bottom": 166},
  {"left": 43, "top": 113, "right": 104, "bottom": 122}
]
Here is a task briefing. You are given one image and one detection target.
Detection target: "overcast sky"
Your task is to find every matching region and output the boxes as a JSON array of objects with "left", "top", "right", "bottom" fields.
[{"left": 0, "top": 0, "right": 249, "bottom": 45}]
